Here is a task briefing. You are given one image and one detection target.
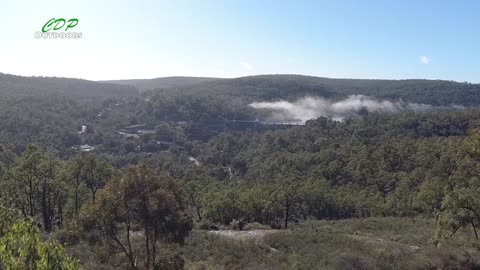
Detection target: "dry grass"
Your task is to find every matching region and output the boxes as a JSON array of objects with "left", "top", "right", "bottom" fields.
[{"left": 61, "top": 217, "right": 480, "bottom": 269}]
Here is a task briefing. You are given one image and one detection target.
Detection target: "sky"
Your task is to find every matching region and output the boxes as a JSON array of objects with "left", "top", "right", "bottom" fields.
[{"left": 0, "top": 0, "right": 479, "bottom": 82}]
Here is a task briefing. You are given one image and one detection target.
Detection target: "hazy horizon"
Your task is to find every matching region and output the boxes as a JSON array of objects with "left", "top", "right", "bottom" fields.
[{"left": 1, "top": 71, "right": 477, "bottom": 84}]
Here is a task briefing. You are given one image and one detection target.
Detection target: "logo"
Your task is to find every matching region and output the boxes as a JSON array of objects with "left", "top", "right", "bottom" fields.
[
  {"left": 35, "top": 18, "right": 82, "bottom": 39},
  {"left": 42, "top": 18, "right": 78, "bottom": 32}
]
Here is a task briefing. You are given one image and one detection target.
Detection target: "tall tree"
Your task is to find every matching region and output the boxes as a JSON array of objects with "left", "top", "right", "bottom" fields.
[
  {"left": 82, "top": 154, "right": 112, "bottom": 203},
  {"left": 438, "top": 130, "right": 480, "bottom": 240},
  {"left": 81, "top": 165, "right": 192, "bottom": 270},
  {"left": 66, "top": 154, "right": 86, "bottom": 216},
  {"left": 12, "top": 145, "right": 43, "bottom": 218}
]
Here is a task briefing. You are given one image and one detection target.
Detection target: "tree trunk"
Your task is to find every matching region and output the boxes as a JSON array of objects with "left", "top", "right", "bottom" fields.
[
  {"left": 450, "top": 226, "right": 461, "bottom": 238},
  {"left": 91, "top": 187, "right": 97, "bottom": 203},
  {"left": 57, "top": 199, "right": 63, "bottom": 228},
  {"left": 74, "top": 179, "right": 79, "bottom": 215},
  {"left": 284, "top": 198, "right": 290, "bottom": 229},
  {"left": 28, "top": 179, "right": 35, "bottom": 217},
  {"left": 194, "top": 203, "right": 202, "bottom": 221},
  {"left": 145, "top": 225, "right": 151, "bottom": 270},
  {"left": 472, "top": 221, "right": 479, "bottom": 240},
  {"left": 125, "top": 220, "right": 136, "bottom": 270},
  {"left": 111, "top": 232, "right": 137, "bottom": 270},
  {"left": 188, "top": 192, "right": 202, "bottom": 221},
  {"left": 41, "top": 182, "right": 52, "bottom": 232},
  {"left": 152, "top": 227, "right": 158, "bottom": 268}
]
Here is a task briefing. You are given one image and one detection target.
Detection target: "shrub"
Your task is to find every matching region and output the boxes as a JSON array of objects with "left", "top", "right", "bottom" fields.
[
  {"left": 155, "top": 254, "right": 185, "bottom": 270},
  {"left": 244, "top": 222, "right": 271, "bottom": 230},
  {"left": 334, "top": 254, "right": 373, "bottom": 270},
  {"left": 197, "top": 220, "right": 219, "bottom": 230},
  {"left": 53, "top": 228, "right": 81, "bottom": 246}
]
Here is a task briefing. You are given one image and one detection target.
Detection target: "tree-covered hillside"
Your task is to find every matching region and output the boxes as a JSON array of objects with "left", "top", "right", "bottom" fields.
[
  {"left": 0, "top": 73, "right": 138, "bottom": 98},
  {"left": 160, "top": 75, "right": 480, "bottom": 106},
  {"left": 103, "top": 76, "right": 221, "bottom": 92},
  {"left": 0, "top": 73, "right": 138, "bottom": 153},
  {"left": 2, "top": 73, "right": 480, "bottom": 268}
]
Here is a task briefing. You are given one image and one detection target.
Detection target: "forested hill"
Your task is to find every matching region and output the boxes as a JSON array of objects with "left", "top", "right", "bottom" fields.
[
  {"left": 162, "top": 74, "right": 480, "bottom": 106},
  {"left": 0, "top": 73, "right": 138, "bottom": 98},
  {"left": 103, "top": 76, "right": 222, "bottom": 91},
  {"left": 3, "top": 72, "right": 480, "bottom": 268},
  {"left": 4, "top": 72, "right": 480, "bottom": 106}
]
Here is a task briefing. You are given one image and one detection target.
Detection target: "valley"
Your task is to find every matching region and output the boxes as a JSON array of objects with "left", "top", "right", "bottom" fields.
[{"left": 1, "top": 73, "right": 480, "bottom": 269}]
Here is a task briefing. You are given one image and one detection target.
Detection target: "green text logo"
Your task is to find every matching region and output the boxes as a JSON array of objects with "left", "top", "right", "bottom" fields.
[{"left": 42, "top": 18, "right": 79, "bottom": 32}]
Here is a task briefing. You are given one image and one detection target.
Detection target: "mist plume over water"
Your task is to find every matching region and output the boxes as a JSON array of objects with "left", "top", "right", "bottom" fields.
[{"left": 249, "top": 95, "right": 434, "bottom": 123}]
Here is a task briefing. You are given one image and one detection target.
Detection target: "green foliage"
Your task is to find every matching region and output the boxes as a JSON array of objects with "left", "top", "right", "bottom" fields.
[
  {"left": 0, "top": 208, "right": 80, "bottom": 270},
  {"left": 80, "top": 164, "right": 192, "bottom": 270},
  {"left": 4, "top": 74, "right": 480, "bottom": 268},
  {"left": 81, "top": 153, "right": 113, "bottom": 203},
  {"left": 413, "top": 177, "right": 445, "bottom": 214},
  {"left": 437, "top": 130, "right": 480, "bottom": 241}
]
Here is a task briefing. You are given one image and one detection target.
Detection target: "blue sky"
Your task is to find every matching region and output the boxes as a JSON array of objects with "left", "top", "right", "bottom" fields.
[{"left": 0, "top": 0, "right": 479, "bottom": 82}]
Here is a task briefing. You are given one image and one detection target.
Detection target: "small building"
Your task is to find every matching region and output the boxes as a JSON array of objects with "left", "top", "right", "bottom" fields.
[{"left": 72, "top": 144, "right": 95, "bottom": 152}]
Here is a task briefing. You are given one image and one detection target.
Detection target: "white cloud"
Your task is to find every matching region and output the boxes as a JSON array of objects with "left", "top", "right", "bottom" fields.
[
  {"left": 240, "top": 61, "right": 253, "bottom": 71},
  {"left": 420, "top": 56, "right": 431, "bottom": 65}
]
